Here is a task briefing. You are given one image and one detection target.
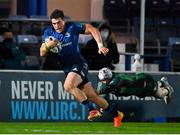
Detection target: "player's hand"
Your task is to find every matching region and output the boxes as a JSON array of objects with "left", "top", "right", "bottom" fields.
[
  {"left": 46, "top": 37, "right": 59, "bottom": 48},
  {"left": 98, "top": 47, "right": 109, "bottom": 55}
]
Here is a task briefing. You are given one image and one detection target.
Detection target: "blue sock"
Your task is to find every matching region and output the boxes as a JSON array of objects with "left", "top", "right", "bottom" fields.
[
  {"left": 104, "top": 103, "right": 118, "bottom": 118},
  {"left": 81, "top": 99, "right": 95, "bottom": 111}
]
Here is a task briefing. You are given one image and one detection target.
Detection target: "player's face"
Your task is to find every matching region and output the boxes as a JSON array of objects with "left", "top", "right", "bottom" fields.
[
  {"left": 101, "top": 80, "right": 109, "bottom": 84},
  {"left": 51, "top": 18, "right": 65, "bottom": 32}
]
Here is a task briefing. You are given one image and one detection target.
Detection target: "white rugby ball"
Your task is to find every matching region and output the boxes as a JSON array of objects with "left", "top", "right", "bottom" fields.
[
  {"left": 50, "top": 47, "right": 59, "bottom": 53},
  {"left": 45, "top": 36, "right": 61, "bottom": 53}
]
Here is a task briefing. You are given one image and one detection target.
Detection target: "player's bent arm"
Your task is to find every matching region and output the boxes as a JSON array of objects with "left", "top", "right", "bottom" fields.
[
  {"left": 40, "top": 38, "right": 59, "bottom": 57},
  {"left": 85, "top": 24, "right": 109, "bottom": 55},
  {"left": 102, "top": 85, "right": 116, "bottom": 94},
  {"left": 40, "top": 43, "right": 50, "bottom": 57},
  {"left": 85, "top": 24, "right": 103, "bottom": 48}
]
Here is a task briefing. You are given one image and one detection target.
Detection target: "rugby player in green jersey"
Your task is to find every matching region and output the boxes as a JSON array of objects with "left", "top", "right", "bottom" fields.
[{"left": 98, "top": 68, "right": 174, "bottom": 104}]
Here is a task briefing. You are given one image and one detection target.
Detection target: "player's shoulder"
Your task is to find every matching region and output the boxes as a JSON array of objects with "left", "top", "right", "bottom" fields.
[
  {"left": 65, "top": 22, "right": 85, "bottom": 34},
  {"left": 66, "top": 22, "right": 84, "bottom": 28},
  {"left": 66, "top": 22, "right": 74, "bottom": 26}
]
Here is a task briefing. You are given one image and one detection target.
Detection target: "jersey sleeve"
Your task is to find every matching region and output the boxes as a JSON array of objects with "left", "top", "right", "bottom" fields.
[
  {"left": 43, "top": 26, "right": 53, "bottom": 43},
  {"left": 74, "top": 23, "right": 86, "bottom": 34},
  {"left": 97, "top": 82, "right": 109, "bottom": 99}
]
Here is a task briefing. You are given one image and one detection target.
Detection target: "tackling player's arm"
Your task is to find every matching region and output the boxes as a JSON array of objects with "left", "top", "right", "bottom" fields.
[
  {"left": 97, "top": 81, "right": 117, "bottom": 96},
  {"left": 40, "top": 37, "right": 59, "bottom": 57},
  {"left": 84, "top": 24, "right": 109, "bottom": 55}
]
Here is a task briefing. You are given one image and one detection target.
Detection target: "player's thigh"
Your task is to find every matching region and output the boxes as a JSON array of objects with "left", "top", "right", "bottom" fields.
[
  {"left": 82, "top": 82, "right": 98, "bottom": 99},
  {"left": 64, "top": 72, "right": 82, "bottom": 89}
]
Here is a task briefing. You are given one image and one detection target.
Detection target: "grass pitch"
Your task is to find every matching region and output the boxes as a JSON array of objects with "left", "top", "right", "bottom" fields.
[{"left": 0, "top": 122, "right": 180, "bottom": 134}]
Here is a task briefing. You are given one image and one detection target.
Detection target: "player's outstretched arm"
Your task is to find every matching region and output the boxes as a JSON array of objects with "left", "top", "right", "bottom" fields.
[{"left": 84, "top": 24, "right": 109, "bottom": 55}]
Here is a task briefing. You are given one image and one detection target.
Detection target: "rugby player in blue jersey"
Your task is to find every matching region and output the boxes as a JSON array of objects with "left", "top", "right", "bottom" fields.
[{"left": 40, "top": 9, "right": 123, "bottom": 127}]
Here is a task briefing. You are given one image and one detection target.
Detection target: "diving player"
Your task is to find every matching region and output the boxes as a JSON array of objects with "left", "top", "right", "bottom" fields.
[{"left": 98, "top": 68, "right": 174, "bottom": 104}]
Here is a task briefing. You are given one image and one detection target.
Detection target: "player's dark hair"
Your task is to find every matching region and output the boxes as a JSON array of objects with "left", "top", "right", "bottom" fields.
[{"left": 50, "top": 9, "right": 64, "bottom": 20}]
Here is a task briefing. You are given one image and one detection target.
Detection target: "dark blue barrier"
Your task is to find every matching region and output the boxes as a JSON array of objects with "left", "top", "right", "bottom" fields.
[{"left": 0, "top": 70, "right": 179, "bottom": 122}]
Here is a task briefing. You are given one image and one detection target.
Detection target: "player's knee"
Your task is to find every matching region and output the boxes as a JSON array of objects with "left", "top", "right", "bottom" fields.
[{"left": 64, "top": 82, "right": 76, "bottom": 92}]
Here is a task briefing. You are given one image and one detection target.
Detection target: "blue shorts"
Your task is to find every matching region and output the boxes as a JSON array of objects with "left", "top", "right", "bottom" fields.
[{"left": 64, "top": 63, "right": 89, "bottom": 88}]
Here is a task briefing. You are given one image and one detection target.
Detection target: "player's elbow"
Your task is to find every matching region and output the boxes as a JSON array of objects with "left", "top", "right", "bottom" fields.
[
  {"left": 40, "top": 52, "right": 45, "bottom": 57},
  {"left": 40, "top": 48, "right": 46, "bottom": 57},
  {"left": 85, "top": 24, "right": 97, "bottom": 34}
]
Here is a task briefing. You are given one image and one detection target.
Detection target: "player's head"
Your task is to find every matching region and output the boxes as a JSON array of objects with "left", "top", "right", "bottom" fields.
[
  {"left": 50, "top": 9, "right": 65, "bottom": 32},
  {"left": 98, "top": 67, "right": 113, "bottom": 83}
]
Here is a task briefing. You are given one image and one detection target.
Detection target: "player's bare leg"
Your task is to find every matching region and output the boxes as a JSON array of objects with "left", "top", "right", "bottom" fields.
[
  {"left": 64, "top": 72, "right": 87, "bottom": 102},
  {"left": 82, "top": 82, "right": 108, "bottom": 109},
  {"left": 64, "top": 72, "right": 101, "bottom": 121},
  {"left": 154, "top": 76, "right": 174, "bottom": 104},
  {"left": 159, "top": 77, "right": 174, "bottom": 104},
  {"left": 82, "top": 82, "right": 123, "bottom": 127}
]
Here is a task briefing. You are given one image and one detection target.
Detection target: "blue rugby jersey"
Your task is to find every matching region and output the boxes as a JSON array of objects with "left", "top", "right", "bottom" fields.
[{"left": 43, "top": 22, "right": 87, "bottom": 72}]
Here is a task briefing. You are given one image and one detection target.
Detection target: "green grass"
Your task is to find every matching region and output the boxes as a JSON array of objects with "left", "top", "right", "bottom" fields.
[{"left": 0, "top": 122, "right": 180, "bottom": 134}]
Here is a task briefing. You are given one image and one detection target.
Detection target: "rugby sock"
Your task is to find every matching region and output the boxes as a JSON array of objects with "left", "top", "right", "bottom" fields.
[
  {"left": 81, "top": 99, "right": 95, "bottom": 111},
  {"left": 156, "top": 89, "right": 168, "bottom": 98},
  {"left": 155, "top": 81, "right": 168, "bottom": 98},
  {"left": 104, "top": 103, "right": 119, "bottom": 118}
]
